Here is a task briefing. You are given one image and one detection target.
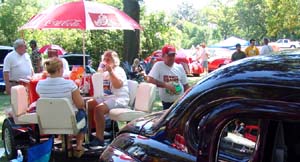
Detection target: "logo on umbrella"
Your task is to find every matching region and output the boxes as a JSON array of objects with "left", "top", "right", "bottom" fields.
[
  {"left": 89, "top": 13, "right": 120, "bottom": 27},
  {"left": 45, "top": 19, "right": 82, "bottom": 27}
]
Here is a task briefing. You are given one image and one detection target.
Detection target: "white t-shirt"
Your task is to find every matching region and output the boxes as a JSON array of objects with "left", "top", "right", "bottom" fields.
[
  {"left": 260, "top": 45, "right": 273, "bottom": 55},
  {"left": 97, "top": 65, "right": 129, "bottom": 106},
  {"left": 148, "top": 61, "right": 188, "bottom": 102},
  {"left": 60, "top": 57, "right": 70, "bottom": 76},
  {"left": 199, "top": 47, "right": 209, "bottom": 61},
  {"left": 3, "top": 51, "right": 33, "bottom": 81},
  {"left": 36, "top": 77, "right": 78, "bottom": 111}
]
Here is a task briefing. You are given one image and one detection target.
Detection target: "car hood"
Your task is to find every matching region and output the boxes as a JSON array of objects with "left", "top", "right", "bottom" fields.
[{"left": 119, "top": 110, "right": 165, "bottom": 136}]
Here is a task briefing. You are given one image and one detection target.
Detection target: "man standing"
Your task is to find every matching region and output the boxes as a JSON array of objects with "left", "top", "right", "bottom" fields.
[
  {"left": 231, "top": 43, "right": 246, "bottom": 61},
  {"left": 260, "top": 38, "right": 273, "bottom": 55},
  {"left": 148, "top": 45, "right": 189, "bottom": 110},
  {"left": 3, "top": 39, "right": 34, "bottom": 95},
  {"left": 245, "top": 39, "right": 259, "bottom": 57},
  {"left": 196, "top": 43, "right": 209, "bottom": 75},
  {"left": 30, "top": 40, "right": 42, "bottom": 73}
]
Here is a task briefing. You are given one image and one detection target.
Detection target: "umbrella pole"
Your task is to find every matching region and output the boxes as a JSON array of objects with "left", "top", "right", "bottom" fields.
[
  {"left": 82, "top": 30, "right": 86, "bottom": 71},
  {"left": 82, "top": 30, "right": 88, "bottom": 95}
]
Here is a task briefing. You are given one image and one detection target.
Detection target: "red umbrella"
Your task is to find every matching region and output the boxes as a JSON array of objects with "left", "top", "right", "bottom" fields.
[
  {"left": 19, "top": 1, "right": 141, "bottom": 30},
  {"left": 39, "top": 44, "right": 66, "bottom": 55},
  {"left": 19, "top": 0, "right": 142, "bottom": 68}
]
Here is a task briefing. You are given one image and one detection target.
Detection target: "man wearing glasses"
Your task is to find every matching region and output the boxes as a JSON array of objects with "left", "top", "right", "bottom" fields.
[
  {"left": 147, "top": 45, "right": 189, "bottom": 110},
  {"left": 3, "top": 39, "right": 34, "bottom": 95}
]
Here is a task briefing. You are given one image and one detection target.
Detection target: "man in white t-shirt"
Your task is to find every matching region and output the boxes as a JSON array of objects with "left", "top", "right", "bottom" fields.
[
  {"left": 260, "top": 38, "right": 273, "bottom": 55},
  {"left": 3, "top": 39, "right": 34, "bottom": 95},
  {"left": 148, "top": 45, "right": 189, "bottom": 110},
  {"left": 47, "top": 48, "right": 70, "bottom": 76},
  {"left": 196, "top": 42, "right": 209, "bottom": 75}
]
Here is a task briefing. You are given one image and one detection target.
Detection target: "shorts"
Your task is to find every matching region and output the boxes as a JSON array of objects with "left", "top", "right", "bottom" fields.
[
  {"left": 76, "top": 109, "right": 87, "bottom": 133},
  {"left": 202, "top": 61, "right": 208, "bottom": 68},
  {"left": 96, "top": 96, "right": 129, "bottom": 110}
]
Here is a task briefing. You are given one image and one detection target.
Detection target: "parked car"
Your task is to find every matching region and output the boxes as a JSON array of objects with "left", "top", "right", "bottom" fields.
[
  {"left": 0, "top": 46, "right": 13, "bottom": 91},
  {"left": 269, "top": 38, "right": 300, "bottom": 49},
  {"left": 100, "top": 50, "right": 300, "bottom": 162},
  {"left": 60, "top": 53, "right": 96, "bottom": 73}
]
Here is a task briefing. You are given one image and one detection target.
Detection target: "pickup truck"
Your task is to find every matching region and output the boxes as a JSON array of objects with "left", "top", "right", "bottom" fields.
[
  {"left": 269, "top": 39, "right": 300, "bottom": 48},
  {"left": 100, "top": 50, "right": 300, "bottom": 162}
]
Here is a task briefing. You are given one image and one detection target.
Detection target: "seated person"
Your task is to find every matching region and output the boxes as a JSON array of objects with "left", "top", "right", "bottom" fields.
[
  {"left": 47, "top": 48, "right": 70, "bottom": 77},
  {"left": 87, "top": 50, "right": 129, "bottom": 148},
  {"left": 36, "top": 57, "right": 87, "bottom": 158},
  {"left": 145, "top": 57, "right": 156, "bottom": 74},
  {"left": 131, "top": 58, "right": 145, "bottom": 82}
]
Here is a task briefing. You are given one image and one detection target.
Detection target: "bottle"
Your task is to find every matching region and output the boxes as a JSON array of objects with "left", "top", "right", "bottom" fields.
[{"left": 92, "top": 72, "right": 104, "bottom": 98}]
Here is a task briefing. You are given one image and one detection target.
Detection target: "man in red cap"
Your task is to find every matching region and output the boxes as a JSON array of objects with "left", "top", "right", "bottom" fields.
[{"left": 147, "top": 45, "right": 189, "bottom": 110}]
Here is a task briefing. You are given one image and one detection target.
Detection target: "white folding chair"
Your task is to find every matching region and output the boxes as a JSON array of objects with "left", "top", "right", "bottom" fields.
[
  {"left": 11, "top": 85, "right": 38, "bottom": 124},
  {"left": 36, "top": 98, "right": 85, "bottom": 135},
  {"left": 36, "top": 98, "right": 86, "bottom": 157},
  {"left": 109, "top": 82, "right": 156, "bottom": 122},
  {"left": 127, "top": 80, "right": 139, "bottom": 108}
]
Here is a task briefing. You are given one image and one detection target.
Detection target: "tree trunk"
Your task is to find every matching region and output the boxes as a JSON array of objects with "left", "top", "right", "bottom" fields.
[{"left": 123, "top": 0, "right": 140, "bottom": 64}]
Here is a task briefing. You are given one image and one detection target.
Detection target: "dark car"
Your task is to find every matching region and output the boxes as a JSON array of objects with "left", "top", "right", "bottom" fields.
[
  {"left": 100, "top": 50, "right": 300, "bottom": 162},
  {"left": 61, "top": 53, "right": 96, "bottom": 73},
  {"left": 0, "top": 46, "right": 13, "bottom": 91}
]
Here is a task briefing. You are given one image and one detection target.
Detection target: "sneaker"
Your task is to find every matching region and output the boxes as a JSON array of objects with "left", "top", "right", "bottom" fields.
[{"left": 88, "top": 138, "right": 105, "bottom": 149}]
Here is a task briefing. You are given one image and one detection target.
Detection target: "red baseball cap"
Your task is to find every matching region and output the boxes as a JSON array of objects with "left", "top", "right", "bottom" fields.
[{"left": 162, "top": 45, "right": 176, "bottom": 55}]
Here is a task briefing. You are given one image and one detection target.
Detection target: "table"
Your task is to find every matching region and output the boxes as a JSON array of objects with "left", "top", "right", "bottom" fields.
[{"left": 20, "top": 74, "right": 94, "bottom": 105}]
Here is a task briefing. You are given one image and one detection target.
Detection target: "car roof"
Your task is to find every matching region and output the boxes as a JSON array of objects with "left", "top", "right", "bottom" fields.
[
  {"left": 0, "top": 46, "right": 13, "bottom": 50},
  {"left": 167, "top": 51, "right": 300, "bottom": 118},
  {"left": 193, "top": 52, "right": 300, "bottom": 91}
]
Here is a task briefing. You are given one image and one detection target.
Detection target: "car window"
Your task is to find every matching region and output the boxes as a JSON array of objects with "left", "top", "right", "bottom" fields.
[
  {"left": 216, "top": 118, "right": 259, "bottom": 162},
  {"left": 0, "top": 48, "right": 12, "bottom": 64},
  {"left": 265, "top": 120, "right": 300, "bottom": 162}
]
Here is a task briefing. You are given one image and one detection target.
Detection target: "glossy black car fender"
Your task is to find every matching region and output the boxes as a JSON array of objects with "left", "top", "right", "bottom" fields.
[{"left": 100, "top": 133, "right": 196, "bottom": 162}]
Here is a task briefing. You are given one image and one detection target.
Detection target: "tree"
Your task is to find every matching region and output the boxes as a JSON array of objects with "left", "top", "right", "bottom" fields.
[
  {"left": 123, "top": 0, "right": 140, "bottom": 63},
  {"left": 172, "top": 1, "right": 199, "bottom": 24},
  {"left": 0, "top": 0, "right": 41, "bottom": 45},
  {"left": 140, "top": 12, "right": 170, "bottom": 58}
]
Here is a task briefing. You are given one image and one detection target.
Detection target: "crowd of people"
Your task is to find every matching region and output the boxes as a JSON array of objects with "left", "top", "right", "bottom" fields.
[
  {"left": 231, "top": 38, "right": 274, "bottom": 62},
  {"left": 3, "top": 37, "right": 273, "bottom": 157}
]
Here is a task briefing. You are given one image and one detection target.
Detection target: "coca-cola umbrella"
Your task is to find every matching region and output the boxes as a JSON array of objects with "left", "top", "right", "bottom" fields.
[
  {"left": 39, "top": 44, "right": 67, "bottom": 55},
  {"left": 19, "top": 0, "right": 142, "bottom": 67}
]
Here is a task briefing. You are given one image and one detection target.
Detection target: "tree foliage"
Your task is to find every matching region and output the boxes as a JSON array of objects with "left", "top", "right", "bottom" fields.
[{"left": 1, "top": 0, "right": 300, "bottom": 66}]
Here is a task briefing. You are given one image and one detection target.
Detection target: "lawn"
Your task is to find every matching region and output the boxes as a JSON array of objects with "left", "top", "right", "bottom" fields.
[{"left": 0, "top": 76, "right": 201, "bottom": 160}]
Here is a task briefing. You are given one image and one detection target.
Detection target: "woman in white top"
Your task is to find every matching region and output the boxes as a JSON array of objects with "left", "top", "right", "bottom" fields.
[
  {"left": 87, "top": 50, "right": 129, "bottom": 148},
  {"left": 36, "top": 57, "right": 87, "bottom": 158}
]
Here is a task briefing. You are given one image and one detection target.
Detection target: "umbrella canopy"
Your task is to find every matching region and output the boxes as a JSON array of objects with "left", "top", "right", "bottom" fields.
[
  {"left": 39, "top": 44, "right": 66, "bottom": 55},
  {"left": 19, "top": 0, "right": 142, "bottom": 30}
]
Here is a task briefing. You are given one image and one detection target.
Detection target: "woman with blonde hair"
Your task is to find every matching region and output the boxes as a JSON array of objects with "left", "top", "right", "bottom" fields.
[
  {"left": 36, "top": 57, "right": 87, "bottom": 158},
  {"left": 87, "top": 50, "right": 129, "bottom": 148}
]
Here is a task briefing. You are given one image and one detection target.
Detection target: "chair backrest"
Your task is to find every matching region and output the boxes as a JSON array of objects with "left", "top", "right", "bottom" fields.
[
  {"left": 134, "top": 82, "right": 156, "bottom": 113},
  {"left": 92, "top": 72, "right": 104, "bottom": 98},
  {"left": 11, "top": 85, "right": 29, "bottom": 117},
  {"left": 36, "top": 98, "right": 79, "bottom": 135},
  {"left": 127, "top": 80, "right": 139, "bottom": 107}
]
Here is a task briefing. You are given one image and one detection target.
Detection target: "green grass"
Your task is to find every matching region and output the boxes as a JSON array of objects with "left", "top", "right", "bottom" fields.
[{"left": 0, "top": 76, "right": 201, "bottom": 160}]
